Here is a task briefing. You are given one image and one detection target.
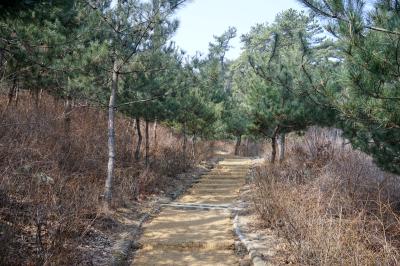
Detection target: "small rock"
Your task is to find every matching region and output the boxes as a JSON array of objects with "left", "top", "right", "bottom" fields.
[{"left": 35, "top": 172, "right": 55, "bottom": 185}]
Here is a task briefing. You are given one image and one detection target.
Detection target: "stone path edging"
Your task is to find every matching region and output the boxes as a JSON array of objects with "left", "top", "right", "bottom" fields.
[
  {"left": 110, "top": 158, "right": 219, "bottom": 265},
  {"left": 233, "top": 214, "right": 266, "bottom": 266}
]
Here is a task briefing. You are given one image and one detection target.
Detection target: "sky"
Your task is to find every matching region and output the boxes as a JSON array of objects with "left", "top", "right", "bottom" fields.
[{"left": 172, "top": 0, "right": 305, "bottom": 60}]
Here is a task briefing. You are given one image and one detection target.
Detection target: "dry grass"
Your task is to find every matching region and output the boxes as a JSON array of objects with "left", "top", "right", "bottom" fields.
[
  {"left": 0, "top": 93, "right": 214, "bottom": 265},
  {"left": 253, "top": 127, "right": 400, "bottom": 265}
]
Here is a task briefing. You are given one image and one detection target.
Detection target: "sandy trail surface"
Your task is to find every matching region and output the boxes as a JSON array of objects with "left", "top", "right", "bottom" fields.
[{"left": 132, "top": 156, "right": 252, "bottom": 266}]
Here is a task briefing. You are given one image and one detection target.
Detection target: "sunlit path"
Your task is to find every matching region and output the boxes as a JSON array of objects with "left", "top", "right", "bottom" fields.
[{"left": 132, "top": 157, "right": 252, "bottom": 265}]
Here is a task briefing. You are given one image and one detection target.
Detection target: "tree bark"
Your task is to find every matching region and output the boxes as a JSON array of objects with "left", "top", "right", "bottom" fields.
[
  {"left": 39, "top": 88, "right": 43, "bottom": 102},
  {"left": 53, "top": 95, "right": 60, "bottom": 109},
  {"left": 271, "top": 136, "right": 277, "bottom": 164},
  {"left": 145, "top": 120, "right": 150, "bottom": 167},
  {"left": 234, "top": 134, "right": 242, "bottom": 156},
  {"left": 245, "top": 138, "right": 249, "bottom": 156},
  {"left": 7, "top": 74, "right": 17, "bottom": 107},
  {"left": 59, "top": 96, "right": 72, "bottom": 170},
  {"left": 131, "top": 119, "right": 136, "bottom": 156},
  {"left": 0, "top": 48, "right": 3, "bottom": 72},
  {"left": 192, "top": 134, "right": 197, "bottom": 158},
  {"left": 104, "top": 61, "right": 118, "bottom": 209},
  {"left": 33, "top": 88, "right": 40, "bottom": 109},
  {"left": 135, "top": 117, "right": 142, "bottom": 161},
  {"left": 64, "top": 96, "right": 72, "bottom": 136},
  {"left": 131, "top": 119, "right": 136, "bottom": 138},
  {"left": 279, "top": 133, "right": 286, "bottom": 163},
  {"left": 341, "top": 131, "right": 346, "bottom": 149},
  {"left": 183, "top": 122, "right": 188, "bottom": 160},
  {"left": 153, "top": 118, "right": 158, "bottom": 152},
  {"left": 0, "top": 48, "right": 5, "bottom": 81},
  {"left": 15, "top": 81, "right": 19, "bottom": 106}
]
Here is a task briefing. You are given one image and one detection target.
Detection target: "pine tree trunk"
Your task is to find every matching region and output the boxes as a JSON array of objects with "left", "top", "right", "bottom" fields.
[
  {"left": 7, "top": 75, "right": 16, "bottom": 107},
  {"left": 279, "top": 133, "right": 286, "bottom": 163},
  {"left": 39, "top": 88, "right": 43, "bottom": 102},
  {"left": 0, "top": 48, "right": 3, "bottom": 72},
  {"left": 270, "top": 136, "right": 277, "bottom": 164},
  {"left": 60, "top": 96, "right": 72, "bottom": 169},
  {"left": 234, "top": 135, "right": 242, "bottom": 156},
  {"left": 192, "top": 134, "right": 197, "bottom": 158},
  {"left": 153, "top": 118, "right": 158, "bottom": 152},
  {"left": 0, "top": 48, "right": 5, "bottom": 81},
  {"left": 104, "top": 61, "right": 118, "bottom": 209},
  {"left": 145, "top": 120, "right": 150, "bottom": 167},
  {"left": 341, "top": 132, "right": 346, "bottom": 149},
  {"left": 53, "top": 95, "right": 59, "bottom": 109},
  {"left": 15, "top": 81, "right": 19, "bottom": 107},
  {"left": 245, "top": 138, "right": 249, "bottom": 156},
  {"left": 33, "top": 88, "right": 40, "bottom": 109},
  {"left": 183, "top": 122, "right": 187, "bottom": 160},
  {"left": 132, "top": 119, "right": 136, "bottom": 138},
  {"left": 135, "top": 117, "right": 142, "bottom": 161},
  {"left": 64, "top": 96, "right": 72, "bottom": 136},
  {"left": 131, "top": 119, "right": 136, "bottom": 156}
]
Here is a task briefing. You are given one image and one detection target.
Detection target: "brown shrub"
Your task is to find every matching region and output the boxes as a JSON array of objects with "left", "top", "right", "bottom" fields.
[
  {"left": 0, "top": 93, "right": 212, "bottom": 264},
  {"left": 253, "top": 127, "right": 400, "bottom": 265}
]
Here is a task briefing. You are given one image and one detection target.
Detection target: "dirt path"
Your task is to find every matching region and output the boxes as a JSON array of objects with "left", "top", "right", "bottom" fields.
[{"left": 132, "top": 156, "right": 253, "bottom": 265}]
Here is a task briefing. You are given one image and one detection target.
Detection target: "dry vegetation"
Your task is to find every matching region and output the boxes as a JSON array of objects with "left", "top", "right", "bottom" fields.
[
  {"left": 0, "top": 93, "right": 215, "bottom": 265},
  {"left": 253, "top": 128, "right": 400, "bottom": 265}
]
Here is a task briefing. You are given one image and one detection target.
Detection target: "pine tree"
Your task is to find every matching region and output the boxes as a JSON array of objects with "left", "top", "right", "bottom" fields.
[
  {"left": 83, "top": 0, "right": 186, "bottom": 208},
  {"left": 238, "top": 9, "right": 331, "bottom": 162},
  {"left": 299, "top": 0, "right": 400, "bottom": 173}
]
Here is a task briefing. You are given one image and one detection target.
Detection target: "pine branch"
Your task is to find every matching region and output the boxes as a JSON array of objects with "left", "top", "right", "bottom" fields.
[
  {"left": 116, "top": 0, "right": 188, "bottom": 72},
  {"left": 115, "top": 91, "right": 172, "bottom": 108},
  {"left": 299, "top": 0, "right": 400, "bottom": 36}
]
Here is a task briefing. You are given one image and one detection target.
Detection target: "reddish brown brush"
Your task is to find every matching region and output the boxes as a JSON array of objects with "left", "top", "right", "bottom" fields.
[
  {"left": 0, "top": 93, "right": 213, "bottom": 265},
  {"left": 253, "top": 127, "right": 400, "bottom": 265}
]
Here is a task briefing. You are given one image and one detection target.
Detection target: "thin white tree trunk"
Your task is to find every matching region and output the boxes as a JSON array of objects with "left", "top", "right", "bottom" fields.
[
  {"left": 15, "top": 80, "right": 19, "bottom": 106},
  {"left": 192, "top": 134, "right": 197, "bottom": 159},
  {"left": 279, "top": 133, "right": 285, "bottom": 163},
  {"left": 104, "top": 60, "right": 118, "bottom": 209}
]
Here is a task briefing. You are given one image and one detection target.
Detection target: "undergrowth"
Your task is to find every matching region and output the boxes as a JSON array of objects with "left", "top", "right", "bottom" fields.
[
  {"left": 0, "top": 94, "right": 215, "bottom": 265},
  {"left": 254, "top": 127, "right": 400, "bottom": 265}
]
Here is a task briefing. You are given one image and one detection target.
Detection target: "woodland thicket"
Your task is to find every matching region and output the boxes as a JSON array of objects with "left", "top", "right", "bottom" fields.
[{"left": 1, "top": 0, "right": 400, "bottom": 264}]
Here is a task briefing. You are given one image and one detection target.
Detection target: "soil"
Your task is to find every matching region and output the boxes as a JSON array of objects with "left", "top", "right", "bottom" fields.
[
  {"left": 79, "top": 154, "right": 290, "bottom": 266},
  {"left": 131, "top": 155, "right": 253, "bottom": 265},
  {"left": 76, "top": 158, "right": 218, "bottom": 265}
]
